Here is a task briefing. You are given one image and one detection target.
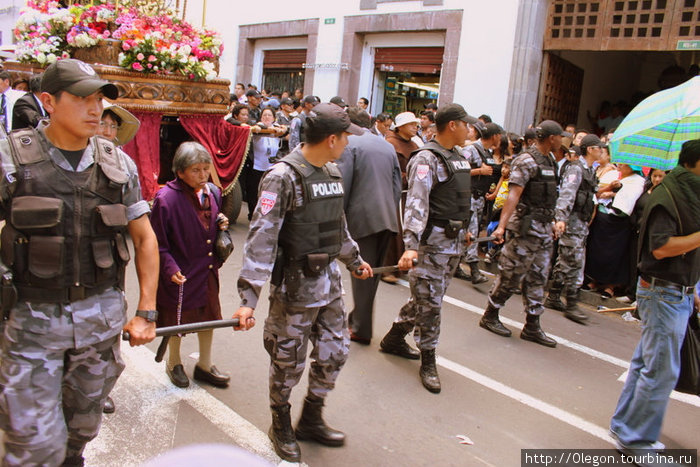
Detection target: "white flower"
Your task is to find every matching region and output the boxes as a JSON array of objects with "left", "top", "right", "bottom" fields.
[
  {"left": 46, "top": 53, "right": 57, "bottom": 64},
  {"left": 38, "top": 43, "right": 51, "bottom": 53},
  {"left": 118, "top": 52, "right": 126, "bottom": 65},
  {"left": 36, "top": 52, "right": 47, "bottom": 64}
]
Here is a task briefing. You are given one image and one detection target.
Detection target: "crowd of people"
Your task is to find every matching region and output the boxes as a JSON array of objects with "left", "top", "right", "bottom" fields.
[{"left": 0, "top": 61, "right": 698, "bottom": 467}]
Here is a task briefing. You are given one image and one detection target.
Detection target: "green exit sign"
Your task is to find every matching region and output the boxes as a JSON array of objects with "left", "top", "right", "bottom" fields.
[
  {"left": 677, "top": 40, "right": 700, "bottom": 50},
  {"left": 324, "top": 18, "right": 336, "bottom": 24}
]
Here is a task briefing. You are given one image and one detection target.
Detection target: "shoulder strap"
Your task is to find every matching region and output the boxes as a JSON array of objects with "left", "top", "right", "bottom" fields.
[
  {"left": 7, "top": 128, "right": 47, "bottom": 165},
  {"left": 661, "top": 184, "right": 684, "bottom": 235},
  {"left": 280, "top": 149, "right": 316, "bottom": 178},
  {"left": 92, "top": 136, "right": 129, "bottom": 184},
  {"left": 208, "top": 182, "right": 222, "bottom": 208}
]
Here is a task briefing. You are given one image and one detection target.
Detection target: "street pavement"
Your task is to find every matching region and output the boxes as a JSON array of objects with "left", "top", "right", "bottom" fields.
[{"left": 64, "top": 218, "right": 700, "bottom": 466}]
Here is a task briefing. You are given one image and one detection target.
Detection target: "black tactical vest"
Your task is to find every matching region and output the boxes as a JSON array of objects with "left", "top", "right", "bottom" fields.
[
  {"left": 0, "top": 129, "right": 130, "bottom": 302},
  {"left": 417, "top": 141, "right": 472, "bottom": 224},
  {"left": 519, "top": 147, "right": 558, "bottom": 221},
  {"left": 571, "top": 161, "right": 597, "bottom": 220},
  {"left": 471, "top": 143, "right": 502, "bottom": 197},
  {"left": 278, "top": 150, "right": 344, "bottom": 261}
]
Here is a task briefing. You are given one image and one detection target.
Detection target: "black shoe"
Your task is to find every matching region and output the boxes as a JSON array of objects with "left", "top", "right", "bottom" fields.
[
  {"left": 520, "top": 315, "right": 557, "bottom": 348},
  {"left": 194, "top": 365, "right": 230, "bottom": 388},
  {"left": 454, "top": 266, "right": 471, "bottom": 281},
  {"left": 295, "top": 396, "right": 345, "bottom": 447},
  {"left": 166, "top": 364, "right": 189, "bottom": 388},
  {"left": 419, "top": 350, "right": 441, "bottom": 393},
  {"left": 103, "top": 396, "right": 115, "bottom": 414},
  {"left": 349, "top": 331, "right": 371, "bottom": 345},
  {"left": 479, "top": 304, "right": 512, "bottom": 337},
  {"left": 270, "top": 404, "right": 301, "bottom": 462},
  {"left": 469, "top": 262, "right": 488, "bottom": 285},
  {"left": 379, "top": 325, "right": 420, "bottom": 360}
]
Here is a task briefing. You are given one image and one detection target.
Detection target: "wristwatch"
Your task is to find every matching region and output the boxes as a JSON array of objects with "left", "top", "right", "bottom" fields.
[{"left": 135, "top": 309, "right": 158, "bottom": 322}]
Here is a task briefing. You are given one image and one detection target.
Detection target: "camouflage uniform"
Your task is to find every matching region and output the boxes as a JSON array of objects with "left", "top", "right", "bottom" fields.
[
  {"left": 0, "top": 126, "right": 148, "bottom": 466},
  {"left": 237, "top": 148, "right": 364, "bottom": 406},
  {"left": 488, "top": 148, "right": 556, "bottom": 316},
  {"left": 551, "top": 160, "right": 596, "bottom": 291},
  {"left": 393, "top": 146, "right": 470, "bottom": 350},
  {"left": 462, "top": 143, "right": 484, "bottom": 264}
]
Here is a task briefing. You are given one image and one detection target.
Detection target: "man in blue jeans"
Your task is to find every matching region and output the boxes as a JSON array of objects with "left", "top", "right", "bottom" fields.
[{"left": 610, "top": 139, "right": 700, "bottom": 465}]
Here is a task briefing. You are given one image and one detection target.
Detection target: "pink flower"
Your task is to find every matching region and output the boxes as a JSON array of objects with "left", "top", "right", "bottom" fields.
[
  {"left": 136, "top": 52, "right": 144, "bottom": 61},
  {"left": 147, "top": 63, "right": 152, "bottom": 69},
  {"left": 148, "top": 54, "right": 156, "bottom": 62},
  {"left": 132, "top": 62, "right": 143, "bottom": 71}
]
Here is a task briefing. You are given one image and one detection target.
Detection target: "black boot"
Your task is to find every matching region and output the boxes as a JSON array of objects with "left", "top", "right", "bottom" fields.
[
  {"left": 269, "top": 403, "right": 301, "bottom": 462},
  {"left": 564, "top": 290, "right": 589, "bottom": 324},
  {"left": 419, "top": 349, "right": 441, "bottom": 393},
  {"left": 295, "top": 396, "right": 345, "bottom": 446},
  {"left": 380, "top": 323, "right": 420, "bottom": 360},
  {"left": 544, "top": 282, "right": 566, "bottom": 311},
  {"left": 454, "top": 264, "right": 471, "bottom": 281},
  {"left": 479, "top": 303, "right": 512, "bottom": 337},
  {"left": 520, "top": 314, "right": 557, "bottom": 348},
  {"left": 469, "top": 262, "right": 488, "bottom": 284}
]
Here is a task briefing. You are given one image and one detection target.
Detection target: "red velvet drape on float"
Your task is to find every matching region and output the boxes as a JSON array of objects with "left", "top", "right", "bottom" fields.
[
  {"left": 123, "top": 112, "right": 162, "bottom": 201},
  {"left": 180, "top": 114, "right": 251, "bottom": 195}
]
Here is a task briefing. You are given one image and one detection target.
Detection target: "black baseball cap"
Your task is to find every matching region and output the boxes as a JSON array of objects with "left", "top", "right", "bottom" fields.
[
  {"left": 434, "top": 103, "right": 478, "bottom": 127},
  {"left": 535, "top": 120, "right": 572, "bottom": 138},
  {"left": 41, "top": 59, "right": 118, "bottom": 99},
  {"left": 280, "top": 97, "right": 294, "bottom": 106},
  {"left": 330, "top": 96, "right": 348, "bottom": 108},
  {"left": 303, "top": 95, "right": 321, "bottom": 106},
  {"left": 245, "top": 89, "right": 262, "bottom": 98},
  {"left": 309, "top": 103, "right": 363, "bottom": 136},
  {"left": 580, "top": 134, "right": 604, "bottom": 150}
]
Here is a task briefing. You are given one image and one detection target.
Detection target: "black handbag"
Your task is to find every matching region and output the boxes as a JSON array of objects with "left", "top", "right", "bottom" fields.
[
  {"left": 209, "top": 183, "right": 234, "bottom": 263},
  {"left": 675, "top": 311, "right": 700, "bottom": 396}
]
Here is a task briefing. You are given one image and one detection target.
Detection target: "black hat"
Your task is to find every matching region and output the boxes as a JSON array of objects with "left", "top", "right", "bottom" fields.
[
  {"left": 329, "top": 96, "right": 347, "bottom": 108},
  {"left": 303, "top": 95, "right": 321, "bottom": 106},
  {"left": 280, "top": 97, "right": 294, "bottom": 106},
  {"left": 535, "top": 120, "right": 571, "bottom": 138},
  {"left": 245, "top": 89, "right": 262, "bottom": 98},
  {"left": 434, "top": 103, "right": 478, "bottom": 127},
  {"left": 41, "top": 59, "right": 118, "bottom": 99},
  {"left": 524, "top": 128, "right": 537, "bottom": 140},
  {"left": 471, "top": 120, "right": 486, "bottom": 137},
  {"left": 580, "top": 134, "right": 604, "bottom": 151},
  {"left": 309, "top": 103, "right": 363, "bottom": 136}
]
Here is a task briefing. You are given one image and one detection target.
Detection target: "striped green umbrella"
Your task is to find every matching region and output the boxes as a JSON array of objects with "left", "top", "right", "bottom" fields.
[{"left": 609, "top": 76, "right": 700, "bottom": 170}]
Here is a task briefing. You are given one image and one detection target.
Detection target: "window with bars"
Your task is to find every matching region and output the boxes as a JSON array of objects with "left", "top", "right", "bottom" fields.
[{"left": 545, "top": 0, "right": 699, "bottom": 50}]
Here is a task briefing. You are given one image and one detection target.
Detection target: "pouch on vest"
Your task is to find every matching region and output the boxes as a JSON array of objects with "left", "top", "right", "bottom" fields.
[
  {"left": 92, "top": 238, "right": 115, "bottom": 284},
  {"left": 0, "top": 223, "right": 27, "bottom": 270},
  {"left": 519, "top": 215, "right": 533, "bottom": 237},
  {"left": 10, "top": 196, "right": 63, "bottom": 235},
  {"left": 95, "top": 204, "right": 128, "bottom": 234},
  {"left": 114, "top": 233, "right": 130, "bottom": 263},
  {"left": 304, "top": 253, "right": 330, "bottom": 277},
  {"left": 28, "top": 236, "right": 64, "bottom": 280}
]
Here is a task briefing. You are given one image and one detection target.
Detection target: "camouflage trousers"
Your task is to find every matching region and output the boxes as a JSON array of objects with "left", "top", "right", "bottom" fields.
[
  {"left": 395, "top": 251, "right": 462, "bottom": 351},
  {"left": 0, "top": 332, "right": 124, "bottom": 467},
  {"left": 488, "top": 232, "right": 554, "bottom": 315},
  {"left": 551, "top": 231, "right": 587, "bottom": 294},
  {"left": 263, "top": 295, "right": 349, "bottom": 407},
  {"left": 465, "top": 197, "right": 485, "bottom": 263}
]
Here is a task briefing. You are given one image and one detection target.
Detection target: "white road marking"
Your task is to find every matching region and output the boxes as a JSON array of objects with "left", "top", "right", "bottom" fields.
[
  {"left": 85, "top": 345, "right": 306, "bottom": 467},
  {"left": 397, "top": 279, "right": 700, "bottom": 408},
  {"left": 438, "top": 356, "right": 616, "bottom": 445}
]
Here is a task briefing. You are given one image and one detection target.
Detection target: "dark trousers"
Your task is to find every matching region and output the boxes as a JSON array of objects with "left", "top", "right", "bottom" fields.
[
  {"left": 245, "top": 168, "right": 265, "bottom": 220},
  {"left": 349, "top": 230, "right": 394, "bottom": 340}
]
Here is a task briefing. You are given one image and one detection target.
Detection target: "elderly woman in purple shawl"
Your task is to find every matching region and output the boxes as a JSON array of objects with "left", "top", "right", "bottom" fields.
[{"left": 150, "top": 142, "right": 231, "bottom": 389}]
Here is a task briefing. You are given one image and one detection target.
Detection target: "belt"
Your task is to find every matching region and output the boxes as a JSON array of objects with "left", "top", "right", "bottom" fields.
[
  {"left": 16, "top": 283, "right": 114, "bottom": 304},
  {"left": 639, "top": 275, "right": 695, "bottom": 295}
]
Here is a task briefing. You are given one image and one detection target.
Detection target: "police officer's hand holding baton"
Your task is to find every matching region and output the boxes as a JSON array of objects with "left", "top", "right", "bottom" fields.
[
  {"left": 352, "top": 261, "right": 373, "bottom": 280},
  {"left": 232, "top": 306, "right": 256, "bottom": 331},
  {"left": 398, "top": 250, "right": 419, "bottom": 271}
]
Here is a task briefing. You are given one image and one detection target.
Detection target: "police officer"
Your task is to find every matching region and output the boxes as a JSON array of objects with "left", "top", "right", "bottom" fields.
[
  {"left": 233, "top": 103, "right": 371, "bottom": 463},
  {"left": 460, "top": 122, "right": 504, "bottom": 284},
  {"left": 545, "top": 134, "right": 603, "bottom": 324},
  {"left": 0, "top": 59, "right": 158, "bottom": 466},
  {"left": 478, "top": 120, "right": 567, "bottom": 348},
  {"left": 379, "top": 104, "right": 475, "bottom": 393}
]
